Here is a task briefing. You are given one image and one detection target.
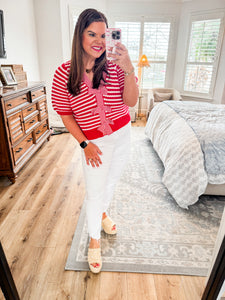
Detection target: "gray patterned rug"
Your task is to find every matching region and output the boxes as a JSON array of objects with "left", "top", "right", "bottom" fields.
[{"left": 65, "top": 127, "right": 225, "bottom": 275}]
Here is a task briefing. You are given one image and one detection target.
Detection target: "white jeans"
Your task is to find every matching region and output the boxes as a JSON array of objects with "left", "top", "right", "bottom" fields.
[{"left": 81, "top": 122, "right": 131, "bottom": 240}]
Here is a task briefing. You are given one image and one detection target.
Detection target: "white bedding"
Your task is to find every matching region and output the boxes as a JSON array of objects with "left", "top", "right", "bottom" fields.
[{"left": 145, "top": 102, "right": 208, "bottom": 208}]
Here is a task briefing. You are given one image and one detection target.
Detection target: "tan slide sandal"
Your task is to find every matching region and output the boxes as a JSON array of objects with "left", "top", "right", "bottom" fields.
[
  {"left": 102, "top": 216, "right": 117, "bottom": 235},
  {"left": 88, "top": 247, "right": 102, "bottom": 274}
]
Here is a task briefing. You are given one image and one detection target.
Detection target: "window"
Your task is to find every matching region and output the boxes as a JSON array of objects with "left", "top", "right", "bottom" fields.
[
  {"left": 143, "top": 22, "right": 171, "bottom": 88},
  {"left": 183, "top": 15, "right": 224, "bottom": 96},
  {"left": 115, "top": 20, "right": 172, "bottom": 88},
  {"left": 114, "top": 22, "right": 141, "bottom": 83}
]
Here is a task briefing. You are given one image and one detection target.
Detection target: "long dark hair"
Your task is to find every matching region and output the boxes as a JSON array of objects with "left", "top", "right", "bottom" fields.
[{"left": 67, "top": 8, "right": 108, "bottom": 96}]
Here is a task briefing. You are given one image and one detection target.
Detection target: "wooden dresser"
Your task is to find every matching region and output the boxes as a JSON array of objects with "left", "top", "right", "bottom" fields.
[{"left": 0, "top": 82, "right": 51, "bottom": 183}]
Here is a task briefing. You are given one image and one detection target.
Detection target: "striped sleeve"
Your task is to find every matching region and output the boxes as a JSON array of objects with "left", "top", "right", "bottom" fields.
[
  {"left": 116, "top": 64, "right": 125, "bottom": 94},
  {"left": 51, "top": 63, "right": 73, "bottom": 115}
]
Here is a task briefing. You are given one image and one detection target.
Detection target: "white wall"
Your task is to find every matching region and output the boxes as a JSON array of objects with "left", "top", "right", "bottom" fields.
[
  {"left": 0, "top": 0, "right": 40, "bottom": 81},
  {"left": 106, "top": 0, "right": 182, "bottom": 17},
  {"left": 33, "top": 0, "right": 64, "bottom": 127}
]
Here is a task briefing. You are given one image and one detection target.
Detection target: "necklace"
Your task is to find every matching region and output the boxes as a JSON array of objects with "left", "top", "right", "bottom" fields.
[{"left": 85, "top": 68, "right": 93, "bottom": 74}]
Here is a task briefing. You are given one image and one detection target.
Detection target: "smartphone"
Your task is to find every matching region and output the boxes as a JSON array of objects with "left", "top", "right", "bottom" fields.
[{"left": 105, "top": 28, "right": 121, "bottom": 60}]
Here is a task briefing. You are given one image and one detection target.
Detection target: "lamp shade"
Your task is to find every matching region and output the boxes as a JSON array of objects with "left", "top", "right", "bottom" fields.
[{"left": 137, "top": 54, "right": 150, "bottom": 68}]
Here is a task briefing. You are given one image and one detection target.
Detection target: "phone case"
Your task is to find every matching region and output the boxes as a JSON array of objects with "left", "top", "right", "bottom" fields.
[{"left": 105, "top": 28, "right": 121, "bottom": 60}]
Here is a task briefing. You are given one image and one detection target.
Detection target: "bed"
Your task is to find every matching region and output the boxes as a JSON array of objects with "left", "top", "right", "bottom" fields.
[{"left": 145, "top": 100, "right": 225, "bottom": 209}]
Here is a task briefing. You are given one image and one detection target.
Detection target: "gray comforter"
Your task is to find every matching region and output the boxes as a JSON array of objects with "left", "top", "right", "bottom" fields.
[
  {"left": 166, "top": 101, "right": 225, "bottom": 184},
  {"left": 145, "top": 101, "right": 225, "bottom": 208}
]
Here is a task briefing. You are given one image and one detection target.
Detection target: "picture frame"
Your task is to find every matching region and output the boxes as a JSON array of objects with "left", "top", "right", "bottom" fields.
[{"left": 0, "top": 66, "right": 17, "bottom": 86}]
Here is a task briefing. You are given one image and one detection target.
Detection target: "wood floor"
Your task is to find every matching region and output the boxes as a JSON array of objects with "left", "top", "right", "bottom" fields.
[{"left": 0, "top": 130, "right": 207, "bottom": 300}]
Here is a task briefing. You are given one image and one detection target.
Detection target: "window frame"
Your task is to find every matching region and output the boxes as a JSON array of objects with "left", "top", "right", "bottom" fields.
[
  {"left": 181, "top": 11, "right": 225, "bottom": 99},
  {"left": 113, "top": 15, "right": 177, "bottom": 89}
]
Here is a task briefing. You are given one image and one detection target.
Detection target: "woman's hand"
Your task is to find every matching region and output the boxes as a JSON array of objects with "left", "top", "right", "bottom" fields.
[
  {"left": 108, "top": 42, "right": 134, "bottom": 74},
  {"left": 60, "top": 115, "right": 103, "bottom": 167},
  {"left": 108, "top": 42, "right": 138, "bottom": 107},
  {"left": 84, "top": 142, "right": 102, "bottom": 167}
]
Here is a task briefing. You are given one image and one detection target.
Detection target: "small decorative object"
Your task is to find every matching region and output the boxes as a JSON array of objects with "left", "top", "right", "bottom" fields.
[
  {"left": 137, "top": 54, "right": 150, "bottom": 118},
  {"left": 1, "top": 64, "right": 27, "bottom": 84},
  {"left": 0, "top": 66, "right": 17, "bottom": 86}
]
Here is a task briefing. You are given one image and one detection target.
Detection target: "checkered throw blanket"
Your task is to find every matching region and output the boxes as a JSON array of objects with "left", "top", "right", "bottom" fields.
[{"left": 145, "top": 102, "right": 208, "bottom": 208}]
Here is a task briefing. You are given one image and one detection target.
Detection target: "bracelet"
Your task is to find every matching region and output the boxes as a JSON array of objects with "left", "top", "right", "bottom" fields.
[{"left": 124, "top": 67, "right": 134, "bottom": 76}]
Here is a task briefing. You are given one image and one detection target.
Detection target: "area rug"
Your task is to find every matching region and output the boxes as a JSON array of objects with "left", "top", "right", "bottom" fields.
[{"left": 65, "top": 127, "right": 225, "bottom": 276}]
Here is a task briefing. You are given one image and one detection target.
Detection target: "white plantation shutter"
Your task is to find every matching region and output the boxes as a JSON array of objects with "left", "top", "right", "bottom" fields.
[
  {"left": 115, "top": 22, "right": 141, "bottom": 62},
  {"left": 115, "top": 21, "right": 141, "bottom": 79},
  {"left": 143, "top": 22, "right": 170, "bottom": 88},
  {"left": 184, "top": 17, "right": 223, "bottom": 96},
  {"left": 143, "top": 22, "right": 170, "bottom": 61},
  {"left": 115, "top": 20, "right": 171, "bottom": 88}
]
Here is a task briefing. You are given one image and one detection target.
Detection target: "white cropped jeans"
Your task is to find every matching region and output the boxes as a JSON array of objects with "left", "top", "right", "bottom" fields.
[{"left": 81, "top": 122, "right": 131, "bottom": 240}]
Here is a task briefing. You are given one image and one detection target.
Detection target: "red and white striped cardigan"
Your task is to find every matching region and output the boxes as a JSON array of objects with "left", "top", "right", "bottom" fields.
[{"left": 51, "top": 60, "right": 131, "bottom": 140}]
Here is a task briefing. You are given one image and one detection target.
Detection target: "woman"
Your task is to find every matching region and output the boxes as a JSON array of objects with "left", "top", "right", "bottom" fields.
[{"left": 51, "top": 8, "right": 138, "bottom": 273}]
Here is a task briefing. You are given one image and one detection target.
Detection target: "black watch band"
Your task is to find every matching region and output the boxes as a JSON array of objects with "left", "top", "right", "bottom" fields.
[{"left": 80, "top": 140, "right": 89, "bottom": 149}]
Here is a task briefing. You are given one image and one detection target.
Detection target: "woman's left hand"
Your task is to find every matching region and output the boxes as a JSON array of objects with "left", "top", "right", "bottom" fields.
[{"left": 108, "top": 42, "right": 134, "bottom": 74}]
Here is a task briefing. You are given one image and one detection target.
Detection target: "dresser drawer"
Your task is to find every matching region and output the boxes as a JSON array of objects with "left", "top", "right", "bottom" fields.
[
  {"left": 5, "top": 93, "right": 29, "bottom": 111},
  {"left": 23, "top": 103, "right": 38, "bottom": 118},
  {"left": 38, "top": 98, "right": 48, "bottom": 120},
  {"left": 24, "top": 114, "right": 39, "bottom": 133},
  {"left": 31, "top": 87, "right": 45, "bottom": 101},
  {"left": 33, "top": 120, "right": 48, "bottom": 143},
  {"left": 13, "top": 133, "right": 34, "bottom": 163},
  {"left": 7, "top": 111, "right": 24, "bottom": 144},
  {"left": 0, "top": 82, "right": 50, "bottom": 183}
]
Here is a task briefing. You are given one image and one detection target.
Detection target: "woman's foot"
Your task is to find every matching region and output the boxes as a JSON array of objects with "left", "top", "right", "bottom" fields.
[
  {"left": 88, "top": 238, "right": 102, "bottom": 273},
  {"left": 102, "top": 213, "right": 117, "bottom": 234}
]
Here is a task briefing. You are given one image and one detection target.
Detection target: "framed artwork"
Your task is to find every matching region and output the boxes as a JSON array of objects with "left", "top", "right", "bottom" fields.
[{"left": 0, "top": 66, "right": 17, "bottom": 85}]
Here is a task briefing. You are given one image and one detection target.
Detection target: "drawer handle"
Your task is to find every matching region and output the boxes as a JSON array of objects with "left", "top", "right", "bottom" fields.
[
  {"left": 16, "top": 147, "right": 23, "bottom": 153},
  {"left": 29, "top": 119, "right": 36, "bottom": 124},
  {"left": 43, "top": 124, "right": 48, "bottom": 128},
  {"left": 32, "top": 94, "right": 36, "bottom": 97},
  {"left": 7, "top": 103, "right": 12, "bottom": 107},
  {"left": 36, "top": 130, "right": 41, "bottom": 134},
  {"left": 28, "top": 107, "right": 34, "bottom": 111},
  {"left": 22, "top": 97, "right": 27, "bottom": 100},
  {"left": 39, "top": 109, "right": 43, "bottom": 111},
  {"left": 27, "top": 138, "right": 33, "bottom": 142}
]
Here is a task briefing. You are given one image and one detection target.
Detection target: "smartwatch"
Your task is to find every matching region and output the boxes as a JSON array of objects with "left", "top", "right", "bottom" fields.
[{"left": 80, "top": 140, "right": 89, "bottom": 149}]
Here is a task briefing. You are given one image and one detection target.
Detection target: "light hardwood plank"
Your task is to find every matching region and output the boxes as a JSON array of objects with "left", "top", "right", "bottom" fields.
[
  {"left": 0, "top": 132, "right": 207, "bottom": 300},
  {"left": 99, "top": 272, "right": 128, "bottom": 300},
  {"left": 181, "top": 275, "right": 206, "bottom": 300},
  {"left": 127, "top": 273, "right": 158, "bottom": 300}
]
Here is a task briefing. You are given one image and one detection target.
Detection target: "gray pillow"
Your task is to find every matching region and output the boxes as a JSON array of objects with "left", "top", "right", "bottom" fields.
[{"left": 154, "top": 91, "right": 173, "bottom": 102}]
